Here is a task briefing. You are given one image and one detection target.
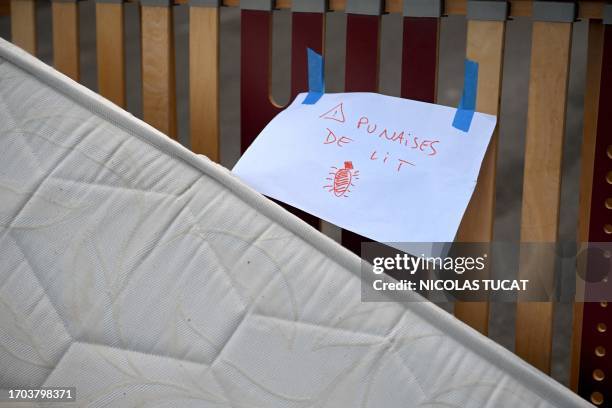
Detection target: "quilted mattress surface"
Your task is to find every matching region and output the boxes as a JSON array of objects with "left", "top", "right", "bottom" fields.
[{"left": 0, "top": 38, "right": 590, "bottom": 407}]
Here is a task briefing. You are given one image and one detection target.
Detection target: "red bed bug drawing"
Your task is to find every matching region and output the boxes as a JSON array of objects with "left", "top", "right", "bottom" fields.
[{"left": 324, "top": 161, "right": 359, "bottom": 198}]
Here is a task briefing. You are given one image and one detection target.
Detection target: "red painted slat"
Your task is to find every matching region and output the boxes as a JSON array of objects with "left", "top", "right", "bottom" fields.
[
  {"left": 240, "top": 9, "right": 323, "bottom": 229},
  {"left": 341, "top": 13, "right": 381, "bottom": 254},
  {"left": 240, "top": 9, "right": 281, "bottom": 152},
  {"left": 578, "top": 24, "right": 612, "bottom": 408},
  {"left": 289, "top": 11, "right": 325, "bottom": 229},
  {"left": 401, "top": 16, "right": 438, "bottom": 103},
  {"left": 344, "top": 14, "right": 380, "bottom": 92},
  {"left": 291, "top": 12, "right": 324, "bottom": 98}
]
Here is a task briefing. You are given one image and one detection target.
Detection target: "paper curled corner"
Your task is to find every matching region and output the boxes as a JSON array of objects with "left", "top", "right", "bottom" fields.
[
  {"left": 302, "top": 48, "right": 325, "bottom": 105},
  {"left": 452, "top": 59, "right": 479, "bottom": 132}
]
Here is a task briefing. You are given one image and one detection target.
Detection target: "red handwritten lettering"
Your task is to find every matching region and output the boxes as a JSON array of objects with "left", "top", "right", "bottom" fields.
[
  {"left": 411, "top": 136, "right": 419, "bottom": 149},
  {"left": 392, "top": 131, "right": 405, "bottom": 146},
  {"left": 354, "top": 116, "right": 441, "bottom": 158},
  {"left": 323, "top": 128, "right": 353, "bottom": 147},
  {"left": 429, "top": 141, "right": 439, "bottom": 156},
  {"left": 323, "top": 128, "right": 337, "bottom": 144},
  {"left": 397, "top": 159, "right": 415, "bottom": 172},
  {"left": 357, "top": 116, "right": 369, "bottom": 129},
  {"left": 337, "top": 136, "right": 353, "bottom": 147}
]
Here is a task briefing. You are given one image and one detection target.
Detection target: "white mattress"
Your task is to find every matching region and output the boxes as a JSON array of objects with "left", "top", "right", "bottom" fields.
[{"left": 0, "top": 38, "right": 589, "bottom": 407}]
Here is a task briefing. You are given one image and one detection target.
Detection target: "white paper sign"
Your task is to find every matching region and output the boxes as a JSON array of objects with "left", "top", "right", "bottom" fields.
[{"left": 233, "top": 92, "right": 496, "bottom": 245}]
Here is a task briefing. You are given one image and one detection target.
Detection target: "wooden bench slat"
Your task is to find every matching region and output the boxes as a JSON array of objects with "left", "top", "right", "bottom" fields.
[
  {"left": 10, "top": 0, "right": 36, "bottom": 55},
  {"left": 141, "top": 4, "right": 177, "bottom": 139},
  {"left": 515, "top": 21, "right": 573, "bottom": 374},
  {"left": 454, "top": 20, "right": 506, "bottom": 335},
  {"left": 96, "top": 2, "right": 126, "bottom": 108},
  {"left": 189, "top": 5, "right": 219, "bottom": 161},
  {"left": 52, "top": 0, "right": 80, "bottom": 81}
]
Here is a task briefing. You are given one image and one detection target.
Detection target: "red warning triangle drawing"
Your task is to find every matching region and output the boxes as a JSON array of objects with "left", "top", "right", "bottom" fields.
[{"left": 319, "top": 102, "right": 346, "bottom": 123}]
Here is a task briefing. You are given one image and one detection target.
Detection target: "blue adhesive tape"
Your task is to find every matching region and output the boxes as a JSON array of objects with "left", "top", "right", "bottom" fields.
[
  {"left": 452, "top": 59, "right": 479, "bottom": 132},
  {"left": 303, "top": 48, "right": 325, "bottom": 105}
]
